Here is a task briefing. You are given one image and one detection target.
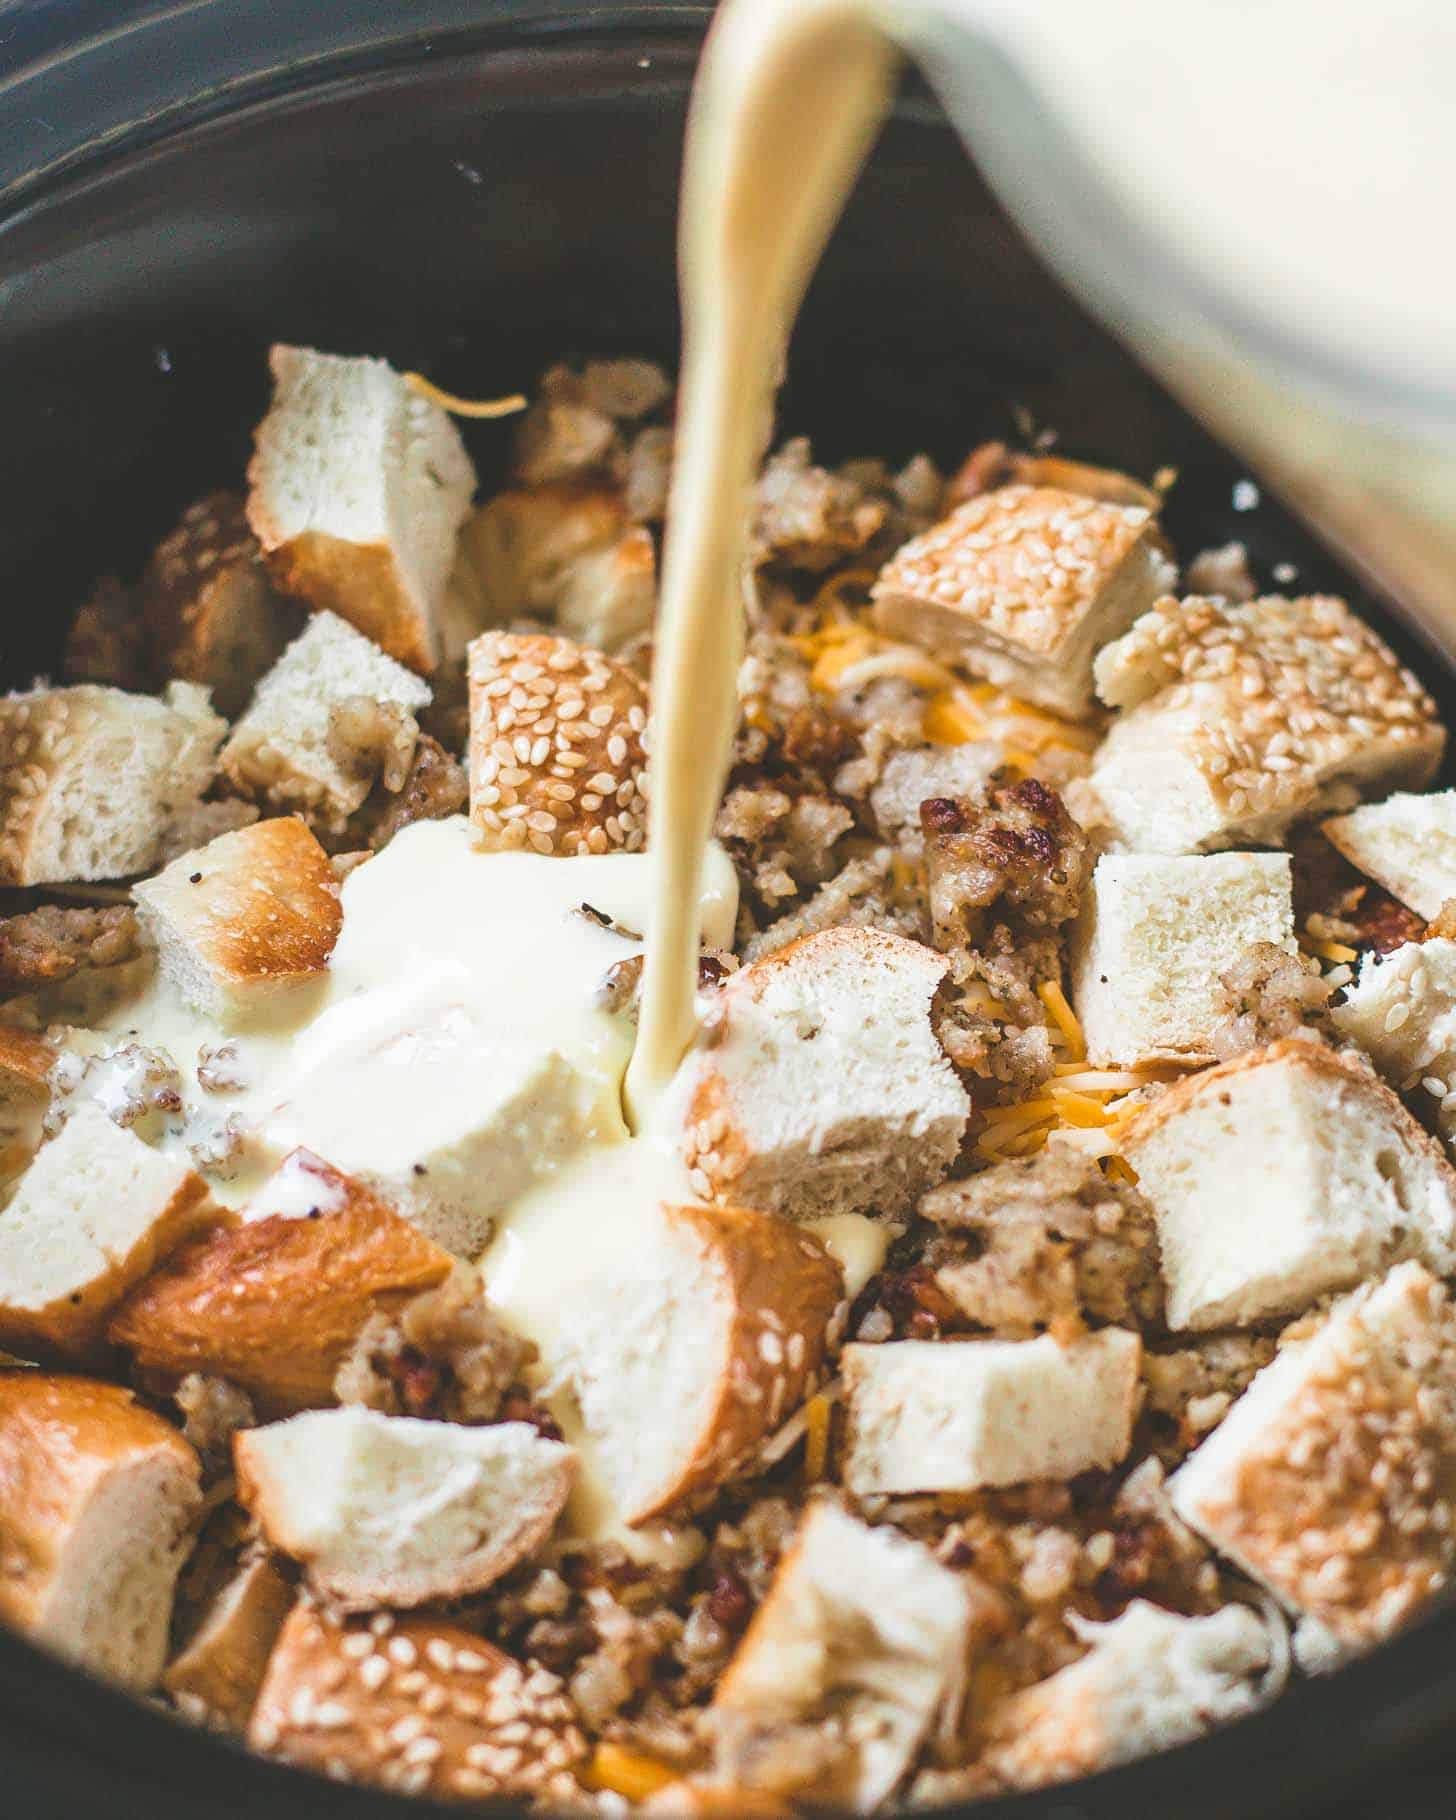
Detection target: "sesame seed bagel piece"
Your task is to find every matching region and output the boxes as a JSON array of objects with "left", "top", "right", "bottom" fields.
[
  {"left": 133, "top": 817, "right": 343, "bottom": 1028},
  {"left": 559, "top": 1203, "right": 843, "bottom": 1527},
  {"left": 684, "top": 926, "right": 970, "bottom": 1222},
  {"left": 871, "top": 484, "right": 1172, "bottom": 717},
  {"left": 0, "top": 1372, "right": 201, "bottom": 1690},
  {"left": 250, "top": 1603, "right": 587, "bottom": 1803},
  {"left": 1090, "top": 594, "right": 1444, "bottom": 854},
  {"left": 234, "top": 1407, "right": 575, "bottom": 1609},
  {"left": 109, "top": 1149, "right": 453, "bottom": 1413},
  {"left": 141, "top": 491, "right": 301, "bottom": 717},
  {"left": 467, "top": 629, "right": 648, "bottom": 856}
]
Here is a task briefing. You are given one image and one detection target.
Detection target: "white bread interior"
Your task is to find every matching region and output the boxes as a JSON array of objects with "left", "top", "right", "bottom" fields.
[
  {"left": 246, "top": 344, "right": 476, "bottom": 673},
  {"left": 715, "top": 1502, "right": 972, "bottom": 1812},
  {"left": 975, "top": 1601, "right": 1273, "bottom": 1791},
  {"left": 0, "top": 1372, "right": 200, "bottom": 1689},
  {"left": 842, "top": 1330, "right": 1140, "bottom": 1495},
  {"left": 234, "top": 1407, "right": 575, "bottom": 1610},
  {"left": 134, "top": 815, "right": 343, "bottom": 1026},
  {"left": 1124, "top": 1039, "right": 1456, "bottom": 1329},
  {"left": 1070, "top": 851, "right": 1295, "bottom": 1066},
  {"left": 220, "top": 609, "right": 431, "bottom": 831},
  {"left": 1323, "top": 790, "right": 1456, "bottom": 920},
  {"left": 684, "top": 927, "right": 970, "bottom": 1221},
  {"left": 0, "top": 1103, "right": 215, "bottom": 1359},
  {"left": 0, "top": 681, "right": 223, "bottom": 885},
  {"left": 1170, "top": 1261, "right": 1456, "bottom": 1651}
]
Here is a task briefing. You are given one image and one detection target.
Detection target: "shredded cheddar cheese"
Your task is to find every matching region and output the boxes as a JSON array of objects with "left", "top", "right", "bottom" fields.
[
  {"left": 1037, "top": 980, "right": 1086, "bottom": 1061},
  {"left": 804, "top": 1393, "right": 832, "bottom": 1482},
  {"left": 585, "top": 1745, "right": 681, "bottom": 1800},
  {"left": 403, "top": 373, "right": 528, "bottom": 419}
]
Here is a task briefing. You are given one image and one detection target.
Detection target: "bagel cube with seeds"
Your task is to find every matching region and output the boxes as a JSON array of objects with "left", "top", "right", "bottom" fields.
[
  {"left": 220, "top": 610, "right": 431, "bottom": 832},
  {"left": 1170, "top": 1262, "right": 1456, "bottom": 1658},
  {"left": 467, "top": 629, "right": 648, "bottom": 855},
  {"left": 842, "top": 1328, "right": 1141, "bottom": 1495},
  {"left": 1089, "top": 594, "right": 1444, "bottom": 854},
  {"left": 1070, "top": 851, "right": 1297, "bottom": 1067},
  {"left": 1122, "top": 1039, "right": 1456, "bottom": 1330},
  {"left": 1322, "top": 789, "right": 1456, "bottom": 920},
  {"left": 246, "top": 344, "right": 477, "bottom": 673},
  {"left": 133, "top": 817, "right": 343, "bottom": 1028},
  {"left": 870, "top": 484, "right": 1174, "bottom": 717},
  {"left": 141, "top": 491, "right": 302, "bottom": 717},
  {"left": 0, "top": 1372, "right": 201, "bottom": 1690},
  {"left": 0, "top": 680, "right": 224, "bottom": 885},
  {"left": 249, "top": 1604, "right": 587, "bottom": 1802},
  {"left": 1332, "top": 937, "right": 1456, "bottom": 1141}
]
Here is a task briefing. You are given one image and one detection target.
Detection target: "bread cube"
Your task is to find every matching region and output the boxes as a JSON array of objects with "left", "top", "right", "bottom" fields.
[
  {"left": 842, "top": 1330, "right": 1140, "bottom": 1495},
  {"left": 684, "top": 927, "right": 970, "bottom": 1221},
  {"left": 974, "top": 1601, "right": 1273, "bottom": 1792},
  {"left": 141, "top": 491, "right": 301, "bottom": 716},
  {"left": 0, "top": 1024, "right": 55, "bottom": 1183},
  {"left": 246, "top": 344, "right": 476, "bottom": 672},
  {"left": 0, "top": 1372, "right": 200, "bottom": 1689},
  {"left": 467, "top": 629, "right": 648, "bottom": 856},
  {"left": 715, "top": 1503, "right": 972, "bottom": 1811},
  {"left": 162, "top": 1552, "right": 293, "bottom": 1731},
  {"left": 1171, "top": 1262, "right": 1456, "bottom": 1651},
  {"left": 133, "top": 816, "right": 342, "bottom": 1027},
  {"left": 1090, "top": 595, "right": 1443, "bottom": 853},
  {"left": 220, "top": 610, "right": 431, "bottom": 831},
  {"left": 1332, "top": 937, "right": 1456, "bottom": 1139},
  {"left": 0, "top": 680, "right": 224, "bottom": 884},
  {"left": 250, "top": 1605, "right": 585, "bottom": 1802},
  {"left": 1123, "top": 1039, "right": 1456, "bottom": 1329},
  {"left": 1070, "top": 852, "right": 1296, "bottom": 1066},
  {"left": 0, "top": 1104, "right": 215, "bottom": 1359},
  {"left": 1323, "top": 790, "right": 1456, "bottom": 920},
  {"left": 108, "top": 1150, "right": 453, "bottom": 1411},
  {"left": 871, "top": 485, "right": 1173, "bottom": 717},
  {"left": 234, "top": 1407, "right": 574, "bottom": 1609}
]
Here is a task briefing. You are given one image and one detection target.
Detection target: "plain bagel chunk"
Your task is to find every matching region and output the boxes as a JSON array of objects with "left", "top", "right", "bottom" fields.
[
  {"left": 972, "top": 1602, "right": 1274, "bottom": 1793},
  {"left": 0, "top": 1023, "right": 55, "bottom": 1183},
  {"left": 871, "top": 484, "right": 1173, "bottom": 717},
  {"left": 1170, "top": 1263, "right": 1456, "bottom": 1658},
  {"left": 108, "top": 1149, "right": 453, "bottom": 1412},
  {"left": 467, "top": 629, "right": 648, "bottom": 855},
  {"left": 0, "top": 680, "right": 224, "bottom": 885},
  {"left": 220, "top": 610, "right": 432, "bottom": 831},
  {"left": 1122, "top": 1038, "right": 1456, "bottom": 1330},
  {"left": 162, "top": 1551, "right": 293, "bottom": 1731},
  {"left": 841, "top": 1330, "right": 1141, "bottom": 1496},
  {"left": 250, "top": 1604, "right": 588, "bottom": 1803},
  {"left": 547, "top": 1202, "right": 843, "bottom": 1526},
  {"left": 234, "top": 1408, "right": 575, "bottom": 1609},
  {"left": 246, "top": 344, "right": 477, "bottom": 673},
  {"left": 0, "top": 1103, "right": 217, "bottom": 1360},
  {"left": 0, "top": 1373, "right": 201, "bottom": 1689},
  {"left": 133, "top": 817, "right": 342, "bottom": 1026},
  {"left": 714, "top": 1502, "right": 973, "bottom": 1812},
  {"left": 1322, "top": 790, "right": 1456, "bottom": 920},
  {"left": 684, "top": 927, "right": 970, "bottom": 1221},
  {"left": 1088, "top": 594, "right": 1443, "bottom": 854}
]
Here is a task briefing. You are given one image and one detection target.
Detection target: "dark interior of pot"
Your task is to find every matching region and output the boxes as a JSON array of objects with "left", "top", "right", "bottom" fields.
[{"left": 1, "top": 14, "right": 1455, "bottom": 1820}]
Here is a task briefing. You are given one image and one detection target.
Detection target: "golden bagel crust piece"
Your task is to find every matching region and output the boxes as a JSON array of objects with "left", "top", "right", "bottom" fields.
[
  {"left": 0, "top": 1105, "right": 218, "bottom": 1361},
  {"left": 250, "top": 1604, "right": 587, "bottom": 1803},
  {"left": 871, "top": 484, "right": 1170, "bottom": 716},
  {"left": 108, "top": 1149, "right": 454, "bottom": 1411},
  {"left": 1089, "top": 594, "right": 1444, "bottom": 853},
  {"left": 640, "top": 1203, "right": 843, "bottom": 1523},
  {"left": 1171, "top": 1263, "right": 1456, "bottom": 1650},
  {"left": 0, "top": 1024, "right": 55, "bottom": 1181},
  {"left": 141, "top": 492, "right": 301, "bottom": 717},
  {"left": 163, "top": 1552, "right": 294, "bottom": 1731},
  {"left": 133, "top": 817, "right": 342, "bottom": 1025},
  {"left": 0, "top": 1372, "right": 201, "bottom": 1689},
  {"left": 467, "top": 629, "right": 648, "bottom": 855}
]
